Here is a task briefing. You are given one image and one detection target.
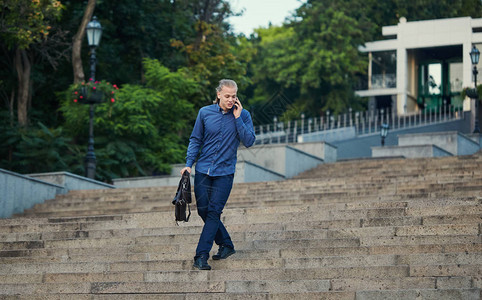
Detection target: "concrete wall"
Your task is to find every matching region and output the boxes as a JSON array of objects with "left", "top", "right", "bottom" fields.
[
  {"left": 114, "top": 164, "right": 196, "bottom": 188},
  {"left": 237, "top": 143, "right": 331, "bottom": 177},
  {"left": 398, "top": 131, "right": 480, "bottom": 155},
  {"left": 290, "top": 142, "right": 337, "bottom": 163},
  {"left": 237, "top": 144, "right": 287, "bottom": 176},
  {"left": 169, "top": 164, "right": 191, "bottom": 176},
  {"left": 466, "top": 133, "right": 482, "bottom": 148},
  {"left": 236, "top": 161, "right": 285, "bottom": 183},
  {"left": 113, "top": 143, "right": 330, "bottom": 188},
  {"left": 28, "top": 171, "right": 115, "bottom": 192},
  {"left": 113, "top": 160, "right": 285, "bottom": 188},
  {"left": 0, "top": 169, "right": 115, "bottom": 218},
  {"left": 0, "top": 169, "right": 64, "bottom": 218},
  {"left": 285, "top": 146, "right": 324, "bottom": 178},
  {"left": 298, "top": 127, "right": 356, "bottom": 144},
  {"left": 333, "top": 117, "right": 470, "bottom": 160},
  {"left": 113, "top": 175, "right": 184, "bottom": 188},
  {"left": 372, "top": 144, "right": 452, "bottom": 158}
]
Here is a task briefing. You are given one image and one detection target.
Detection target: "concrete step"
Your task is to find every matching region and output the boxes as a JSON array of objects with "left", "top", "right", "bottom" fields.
[
  {"left": 360, "top": 235, "right": 481, "bottom": 247},
  {"left": 3, "top": 239, "right": 480, "bottom": 264},
  {"left": 1, "top": 153, "right": 480, "bottom": 298},
  {"left": 0, "top": 279, "right": 478, "bottom": 297},
  {"left": 354, "top": 288, "right": 480, "bottom": 300},
  {"left": 4, "top": 197, "right": 478, "bottom": 232},
  {"left": 17, "top": 182, "right": 481, "bottom": 216},
  {"left": 0, "top": 281, "right": 225, "bottom": 295},
  {"left": 9, "top": 251, "right": 480, "bottom": 275},
  {"left": 0, "top": 219, "right": 479, "bottom": 254}
]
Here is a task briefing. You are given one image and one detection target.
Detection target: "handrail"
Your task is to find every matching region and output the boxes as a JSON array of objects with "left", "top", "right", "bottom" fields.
[{"left": 254, "top": 105, "right": 465, "bottom": 145}]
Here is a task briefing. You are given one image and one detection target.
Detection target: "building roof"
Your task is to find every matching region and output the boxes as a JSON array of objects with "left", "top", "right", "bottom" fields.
[{"left": 359, "top": 17, "right": 482, "bottom": 52}]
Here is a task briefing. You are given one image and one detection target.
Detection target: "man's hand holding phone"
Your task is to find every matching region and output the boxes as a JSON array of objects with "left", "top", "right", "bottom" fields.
[{"left": 233, "top": 97, "right": 242, "bottom": 119}]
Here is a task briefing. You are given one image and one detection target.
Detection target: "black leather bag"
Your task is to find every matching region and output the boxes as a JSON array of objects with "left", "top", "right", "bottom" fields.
[{"left": 172, "top": 170, "right": 192, "bottom": 223}]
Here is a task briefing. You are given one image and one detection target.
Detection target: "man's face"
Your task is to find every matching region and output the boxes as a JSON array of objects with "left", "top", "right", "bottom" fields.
[{"left": 217, "top": 86, "right": 237, "bottom": 112}]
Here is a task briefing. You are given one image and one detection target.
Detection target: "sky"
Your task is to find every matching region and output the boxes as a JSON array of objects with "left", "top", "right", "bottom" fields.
[{"left": 227, "top": 0, "right": 304, "bottom": 36}]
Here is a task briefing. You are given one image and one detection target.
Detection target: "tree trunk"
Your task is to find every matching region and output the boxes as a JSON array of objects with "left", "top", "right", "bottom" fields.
[
  {"left": 72, "top": 0, "right": 96, "bottom": 83},
  {"left": 15, "top": 48, "right": 31, "bottom": 127}
]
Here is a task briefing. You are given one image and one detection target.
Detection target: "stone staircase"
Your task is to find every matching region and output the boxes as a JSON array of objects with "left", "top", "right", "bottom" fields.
[{"left": 0, "top": 154, "right": 481, "bottom": 299}]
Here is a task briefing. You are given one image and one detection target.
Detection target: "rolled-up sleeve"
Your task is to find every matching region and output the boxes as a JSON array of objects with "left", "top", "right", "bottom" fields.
[
  {"left": 235, "top": 110, "right": 256, "bottom": 148},
  {"left": 186, "top": 110, "right": 204, "bottom": 167}
]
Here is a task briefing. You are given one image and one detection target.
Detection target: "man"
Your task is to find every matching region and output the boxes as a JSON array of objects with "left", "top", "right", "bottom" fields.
[{"left": 180, "top": 79, "right": 256, "bottom": 270}]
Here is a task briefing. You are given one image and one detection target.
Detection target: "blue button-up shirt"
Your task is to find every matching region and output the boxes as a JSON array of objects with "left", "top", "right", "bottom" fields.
[{"left": 186, "top": 104, "right": 256, "bottom": 176}]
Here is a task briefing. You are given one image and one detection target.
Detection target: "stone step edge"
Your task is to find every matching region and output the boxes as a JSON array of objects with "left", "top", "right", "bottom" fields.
[
  {"left": 22, "top": 194, "right": 481, "bottom": 212},
  {"left": 1, "top": 254, "right": 481, "bottom": 271},
  {"left": 2, "top": 265, "right": 481, "bottom": 284},
  {"left": 2, "top": 242, "right": 480, "bottom": 261},
  {"left": 1, "top": 222, "right": 480, "bottom": 244},
  {"left": 5, "top": 199, "right": 480, "bottom": 226},
  {"left": 0, "top": 277, "right": 478, "bottom": 294}
]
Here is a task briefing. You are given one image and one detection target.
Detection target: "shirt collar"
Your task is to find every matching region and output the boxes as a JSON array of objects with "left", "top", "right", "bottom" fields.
[{"left": 216, "top": 103, "right": 233, "bottom": 114}]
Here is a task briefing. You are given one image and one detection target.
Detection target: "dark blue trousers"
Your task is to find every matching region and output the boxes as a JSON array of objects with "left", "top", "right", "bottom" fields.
[{"left": 194, "top": 172, "right": 234, "bottom": 259}]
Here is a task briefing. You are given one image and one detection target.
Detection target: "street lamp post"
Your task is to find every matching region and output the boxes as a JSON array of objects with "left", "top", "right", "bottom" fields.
[
  {"left": 380, "top": 123, "right": 389, "bottom": 147},
  {"left": 470, "top": 45, "right": 480, "bottom": 133},
  {"left": 84, "top": 16, "right": 102, "bottom": 179}
]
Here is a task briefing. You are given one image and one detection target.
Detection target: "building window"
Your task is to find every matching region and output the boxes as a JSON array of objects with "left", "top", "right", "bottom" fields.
[
  {"left": 418, "top": 59, "right": 464, "bottom": 111},
  {"left": 420, "top": 63, "right": 442, "bottom": 95},
  {"left": 371, "top": 51, "right": 396, "bottom": 89},
  {"left": 448, "top": 62, "right": 463, "bottom": 93}
]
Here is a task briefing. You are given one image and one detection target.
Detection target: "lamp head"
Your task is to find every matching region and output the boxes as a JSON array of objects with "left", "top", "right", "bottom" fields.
[
  {"left": 86, "top": 16, "right": 102, "bottom": 47},
  {"left": 380, "top": 123, "right": 389, "bottom": 138},
  {"left": 470, "top": 45, "right": 480, "bottom": 65}
]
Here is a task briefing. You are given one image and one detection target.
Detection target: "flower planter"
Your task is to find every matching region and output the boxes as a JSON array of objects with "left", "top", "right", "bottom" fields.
[
  {"left": 78, "top": 87, "right": 105, "bottom": 104},
  {"left": 466, "top": 88, "right": 479, "bottom": 99},
  {"left": 71, "top": 80, "right": 118, "bottom": 104}
]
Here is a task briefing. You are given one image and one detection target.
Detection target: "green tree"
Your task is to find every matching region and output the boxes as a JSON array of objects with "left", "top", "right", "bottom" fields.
[
  {"left": 0, "top": 120, "right": 82, "bottom": 174},
  {"left": 244, "top": 0, "right": 482, "bottom": 122},
  {"left": 60, "top": 58, "right": 198, "bottom": 180},
  {"left": 71, "top": 0, "right": 96, "bottom": 83},
  {"left": 243, "top": 25, "right": 301, "bottom": 124},
  {"left": 0, "top": 0, "right": 64, "bottom": 127},
  {"left": 172, "top": 21, "right": 250, "bottom": 108},
  {"left": 247, "top": 1, "right": 370, "bottom": 121}
]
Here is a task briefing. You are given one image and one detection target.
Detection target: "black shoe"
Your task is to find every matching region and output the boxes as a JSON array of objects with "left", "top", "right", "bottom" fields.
[
  {"left": 193, "top": 255, "right": 211, "bottom": 270},
  {"left": 212, "top": 245, "right": 236, "bottom": 260}
]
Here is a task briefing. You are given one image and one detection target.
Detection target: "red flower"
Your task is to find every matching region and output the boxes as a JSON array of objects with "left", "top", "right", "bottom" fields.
[
  {"left": 74, "top": 99, "right": 78, "bottom": 103},
  {"left": 80, "top": 96, "right": 83, "bottom": 99},
  {"left": 89, "top": 78, "right": 93, "bottom": 81},
  {"left": 74, "top": 91, "right": 78, "bottom": 95},
  {"left": 111, "top": 91, "right": 115, "bottom": 94},
  {"left": 93, "top": 86, "right": 96, "bottom": 90},
  {"left": 111, "top": 98, "right": 115, "bottom": 102}
]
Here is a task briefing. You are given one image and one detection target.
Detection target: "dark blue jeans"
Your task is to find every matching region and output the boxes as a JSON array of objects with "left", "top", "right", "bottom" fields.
[{"left": 194, "top": 172, "right": 234, "bottom": 259}]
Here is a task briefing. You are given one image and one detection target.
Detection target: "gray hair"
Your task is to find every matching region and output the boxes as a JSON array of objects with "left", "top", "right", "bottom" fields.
[{"left": 214, "top": 79, "right": 237, "bottom": 103}]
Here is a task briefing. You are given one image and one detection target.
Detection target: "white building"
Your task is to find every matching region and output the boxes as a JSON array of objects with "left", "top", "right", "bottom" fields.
[{"left": 356, "top": 17, "right": 482, "bottom": 116}]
